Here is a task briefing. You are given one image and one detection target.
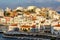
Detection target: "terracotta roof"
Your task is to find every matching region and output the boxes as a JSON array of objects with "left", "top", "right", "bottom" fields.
[
  {"left": 21, "top": 25, "right": 31, "bottom": 28},
  {"left": 31, "top": 25, "right": 36, "bottom": 28},
  {"left": 31, "top": 16, "right": 37, "bottom": 20},
  {"left": 54, "top": 24, "right": 60, "bottom": 27},
  {"left": 11, "top": 24, "right": 17, "bottom": 26}
]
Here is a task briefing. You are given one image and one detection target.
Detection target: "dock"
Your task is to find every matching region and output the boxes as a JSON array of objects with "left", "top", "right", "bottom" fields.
[{"left": 3, "top": 31, "right": 60, "bottom": 40}]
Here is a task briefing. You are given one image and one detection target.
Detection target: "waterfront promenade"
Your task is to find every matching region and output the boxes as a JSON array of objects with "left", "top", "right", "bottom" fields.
[{"left": 3, "top": 31, "right": 60, "bottom": 40}]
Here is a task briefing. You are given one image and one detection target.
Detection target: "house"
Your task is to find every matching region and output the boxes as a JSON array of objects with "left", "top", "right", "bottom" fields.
[
  {"left": 8, "top": 24, "right": 18, "bottom": 31},
  {"left": 0, "top": 18, "right": 6, "bottom": 24},
  {"left": 30, "top": 25, "right": 37, "bottom": 32},
  {"left": 13, "top": 16, "right": 19, "bottom": 24},
  {"left": 40, "top": 25, "right": 53, "bottom": 34},
  {"left": 5, "top": 7, "right": 11, "bottom": 12},
  {"left": 4, "top": 17, "right": 13, "bottom": 25},
  {"left": 20, "top": 25, "right": 31, "bottom": 32},
  {"left": 16, "top": 7, "right": 24, "bottom": 12},
  {"left": 27, "top": 6, "right": 36, "bottom": 13},
  {"left": 53, "top": 23, "right": 60, "bottom": 34},
  {"left": 35, "top": 8, "right": 41, "bottom": 14},
  {"left": 0, "top": 9, "right": 4, "bottom": 17},
  {"left": 27, "top": 6, "right": 36, "bottom": 11}
]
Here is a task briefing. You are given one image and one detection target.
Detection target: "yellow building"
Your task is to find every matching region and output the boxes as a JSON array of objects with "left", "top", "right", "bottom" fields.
[{"left": 20, "top": 25, "right": 31, "bottom": 32}]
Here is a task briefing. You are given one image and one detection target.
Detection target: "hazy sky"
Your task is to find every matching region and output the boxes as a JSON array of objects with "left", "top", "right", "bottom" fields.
[{"left": 0, "top": 0, "right": 60, "bottom": 11}]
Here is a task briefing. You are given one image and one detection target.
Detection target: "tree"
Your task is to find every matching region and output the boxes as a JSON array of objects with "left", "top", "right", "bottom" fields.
[{"left": 4, "top": 11, "right": 10, "bottom": 16}]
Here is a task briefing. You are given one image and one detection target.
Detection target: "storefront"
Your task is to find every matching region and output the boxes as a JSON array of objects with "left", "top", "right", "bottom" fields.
[
  {"left": 8, "top": 24, "right": 18, "bottom": 31},
  {"left": 20, "top": 25, "right": 31, "bottom": 32}
]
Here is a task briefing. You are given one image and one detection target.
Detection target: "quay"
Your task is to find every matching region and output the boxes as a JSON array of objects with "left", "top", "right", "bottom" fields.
[{"left": 3, "top": 31, "right": 59, "bottom": 40}]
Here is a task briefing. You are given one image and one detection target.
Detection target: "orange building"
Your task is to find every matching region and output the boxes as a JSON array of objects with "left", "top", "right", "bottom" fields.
[{"left": 20, "top": 25, "right": 31, "bottom": 32}]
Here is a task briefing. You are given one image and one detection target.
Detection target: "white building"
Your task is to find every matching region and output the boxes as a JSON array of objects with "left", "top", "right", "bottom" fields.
[
  {"left": 35, "top": 20, "right": 41, "bottom": 29},
  {"left": 43, "top": 20, "right": 50, "bottom": 25},
  {"left": 9, "top": 18, "right": 14, "bottom": 25},
  {"left": 53, "top": 23, "right": 60, "bottom": 34},
  {"left": 5, "top": 7, "right": 11, "bottom": 12},
  {"left": 49, "top": 10, "right": 59, "bottom": 19},
  {"left": 27, "top": 6, "right": 36, "bottom": 10},
  {"left": 51, "top": 21, "right": 58, "bottom": 26},
  {"left": 13, "top": 16, "right": 19, "bottom": 24},
  {"left": 35, "top": 8, "right": 41, "bottom": 14},
  {"left": 53, "top": 14, "right": 59, "bottom": 19},
  {"left": 16, "top": 7, "right": 24, "bottom": 12},
  {"left": 0, "top": 9, "right": 4, "bottom": 17},
  {"left": 0, "top": 18, "right": 6, "bottom": 24},
  {"left": 8, "top": 24, "right": 18, "bottom": 31}
]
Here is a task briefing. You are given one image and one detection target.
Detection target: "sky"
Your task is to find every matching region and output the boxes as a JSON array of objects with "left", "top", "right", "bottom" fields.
[{"left": 0, "top": 0, "right": 60, "bottom": 11}]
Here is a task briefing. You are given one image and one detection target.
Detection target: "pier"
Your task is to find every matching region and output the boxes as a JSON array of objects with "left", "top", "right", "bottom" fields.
[{"left": 3, "top": 31, "right": 60, "bottom": 40}]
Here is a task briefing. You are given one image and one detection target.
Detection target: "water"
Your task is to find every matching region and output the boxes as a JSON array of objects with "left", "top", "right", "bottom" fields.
[
  {"left": 0, "top": 34, "right": 20, "bottom": 40},
  {"left": 0, "top": 33, "right": 50, "bottom": 40},
  {"left": 0, "top": 34, "right": 30, "bottom": 40}
]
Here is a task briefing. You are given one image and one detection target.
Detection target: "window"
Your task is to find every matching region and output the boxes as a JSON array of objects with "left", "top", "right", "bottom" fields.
[{"left": 28, "top": 28, "right": 30, "bottom": 30}]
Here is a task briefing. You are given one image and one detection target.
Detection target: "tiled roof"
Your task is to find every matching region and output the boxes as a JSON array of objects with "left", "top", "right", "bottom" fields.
[
  {"left": 21, "top": 25, "right": 31, "bottom": 28},
  {"left": 31, "top": 25, "right": 36, "bottom": 28},
  {"left": 11, "top": 24, "right": 17, "bottom": 26},
  {"left": 54, "top": 24, "right": 60, "bottom": 27}
]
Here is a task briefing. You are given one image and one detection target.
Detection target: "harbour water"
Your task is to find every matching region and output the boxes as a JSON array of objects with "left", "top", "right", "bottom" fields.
[
  {"left": 0, "top": 33, "right": 50, "bottom": 40},
  {"left": 0, "top": 34, "right": 20, "bottom": 40}
]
